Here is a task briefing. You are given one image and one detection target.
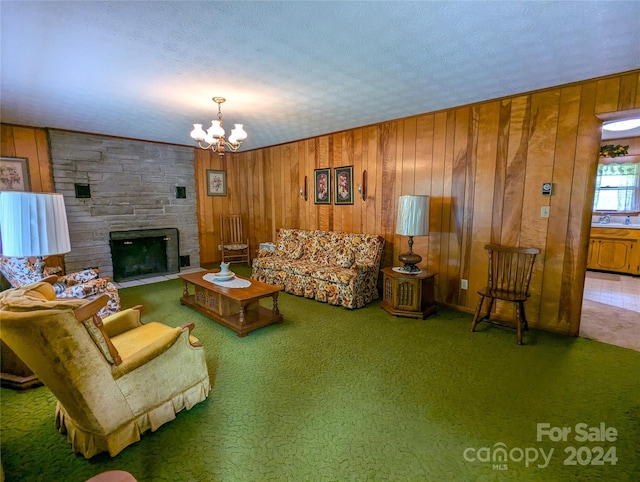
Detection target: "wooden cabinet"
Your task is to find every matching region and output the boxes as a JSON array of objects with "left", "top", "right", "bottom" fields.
[
  {"left": 588, "top": 227, "right": 640, "bottom": 275},
  {"left": 591, "top": 239, "right": 634, "bottom": 271},
  {"left": 381, "top": 267, "right": 436, "bottom": 319}
]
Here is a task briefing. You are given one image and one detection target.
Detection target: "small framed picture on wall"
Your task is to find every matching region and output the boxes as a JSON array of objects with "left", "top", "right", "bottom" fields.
[
  {"left": 334, "top": 165, "right": 354, "bottom": 205},
  {"left": 314, "top": 168, "right": 331, "bottom": 204},
  {"left": 206, "top": 170, "right": 227, "bottom": 196},
  {"left": 0, "top": 157, "right": 30, "bottom": 192}
]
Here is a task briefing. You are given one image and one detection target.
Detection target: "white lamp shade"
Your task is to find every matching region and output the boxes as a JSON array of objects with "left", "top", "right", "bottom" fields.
[
  {"left": 0, "top": 192, "right": 71, "bottom": 257},
  {"left": 190, "top": 123, "right": 206, "bottom": 141},
  {"left": 231, "top": 124, "right": 248, "bottom": 141},
  {"left": 396, "top": 195, "right": 430, "bottom": 236},
  {"left": 207, "top": 120, "right": 225, "bottom": 139}
]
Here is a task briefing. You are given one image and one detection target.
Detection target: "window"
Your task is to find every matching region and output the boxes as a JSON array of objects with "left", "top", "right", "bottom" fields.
[{"left": 593, "top": 163, "right": 640, "bottom": 212}]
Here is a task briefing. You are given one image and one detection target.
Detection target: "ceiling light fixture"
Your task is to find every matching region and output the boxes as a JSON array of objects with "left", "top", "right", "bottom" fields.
[
  {"left": 602, "top": 118, "right": 640, "bottom": 131},
  {"left": 190, "top": 97, "right": 247, "bottom": 157}
]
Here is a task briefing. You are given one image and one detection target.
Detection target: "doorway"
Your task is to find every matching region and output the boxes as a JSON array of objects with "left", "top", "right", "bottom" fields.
[
  {"left": 579, "top": 113, "right": 640, "bottom": 352},
  {"left": 581, "top": 272, "right": 640, "bottom": 351}
]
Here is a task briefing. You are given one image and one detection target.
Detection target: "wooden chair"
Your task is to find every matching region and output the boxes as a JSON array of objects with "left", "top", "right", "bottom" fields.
[
  {"left": 220, "top": 214, "right": 250, "bottom": 266},
  {"left": 470, "top": 244, "right": 540, "bottom": 344}
]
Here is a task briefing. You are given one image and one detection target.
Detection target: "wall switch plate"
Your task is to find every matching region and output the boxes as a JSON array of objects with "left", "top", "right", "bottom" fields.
[
  {"left": 461, "top": 279, "right": 469, "bottom": 290},
  {"left": 541, "top": 206, "right": 550, "bottom": 218},
  {"left": 218, "top": 245, "right": 222, "bottom": 251}
]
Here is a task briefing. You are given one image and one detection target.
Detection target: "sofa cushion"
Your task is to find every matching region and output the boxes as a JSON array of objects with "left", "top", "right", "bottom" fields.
[
  {"left": 57, "top": 277, "right": 110, "bottom": 299},
  {"left": 310, "top": 267, "right": 354, "bottom": 285},
  {"left": 252, "top": 256, "right": 280, "bottom": 271},
  {"left": 0, "top": 257, "right": 40, "bottom": 288},
  {"left": 59, "top": 268, "right": 99, "bottom": 286},
  {"left": 276, "top": 231, "right": 305, "bottom": 259},
  {"left": 307, "top": 235, "right": 332, "bottom": 266},
  {"left": 335, "top": 247, "right": 355, "bottom": 268},
  {"left": 347, "top": 234, "right": 384, "bottom": 266},
  {"left": 275, "top": 243, "right": 302, "bottom": 260},
  {"left": 82, "top": 317, "right": 119, "bottom": 366},
  {"left": 253, "top": 258, "right": 352, "bottom": 285}
]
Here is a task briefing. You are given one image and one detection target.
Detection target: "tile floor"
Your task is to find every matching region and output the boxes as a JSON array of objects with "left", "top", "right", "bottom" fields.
[
  {"left": 580, "top": 270, "right": 640, "bottom": 352},
  {"left": 582, "top": 270, "right": 640, "bottom": 313}
]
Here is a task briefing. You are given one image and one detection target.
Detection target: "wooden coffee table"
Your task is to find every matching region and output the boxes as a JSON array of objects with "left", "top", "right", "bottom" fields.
[{"left": 178, "top": 270, "right": 283, "bottom": 337}]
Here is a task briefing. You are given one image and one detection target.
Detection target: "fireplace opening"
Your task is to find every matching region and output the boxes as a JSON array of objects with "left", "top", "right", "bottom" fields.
[{"left": 110, "top": 228, "right": 180, "bottom": 282}]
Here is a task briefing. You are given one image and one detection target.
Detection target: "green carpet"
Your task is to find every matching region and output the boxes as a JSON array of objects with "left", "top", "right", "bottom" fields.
[{"left": 1, "top": 265, "right": 639, "bottom": 481}]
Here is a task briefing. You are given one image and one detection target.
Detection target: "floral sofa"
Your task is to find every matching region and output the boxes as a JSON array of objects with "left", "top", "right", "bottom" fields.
[
  {"left": 0, "top": 257, "right": 120, "bottom": 317},
  {"left": 251, "top": 229, "right": 385, "bottom": 309}
]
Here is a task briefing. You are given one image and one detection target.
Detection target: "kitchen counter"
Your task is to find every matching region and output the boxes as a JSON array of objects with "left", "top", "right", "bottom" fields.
[{"left": 591, "top": 223, "right": 640, "bottom": 230}]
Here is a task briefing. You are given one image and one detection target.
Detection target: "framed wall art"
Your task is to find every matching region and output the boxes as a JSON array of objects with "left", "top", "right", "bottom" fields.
[
  {"left": 0, "top": 157, "right": 30, "bottom": 192},
  {"left": 334, "top": 165, "right": 354, "bottom": 205},
  {"left": 314, "top": 168, "right": 331, "bottom": 204},
  {"left": 206, "top": 170, "right": 227, "bottom": 196}
]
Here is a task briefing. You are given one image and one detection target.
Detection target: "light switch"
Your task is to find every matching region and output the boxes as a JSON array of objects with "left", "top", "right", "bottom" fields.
[{"left": 541, "top": 206, "right": 550, "bottom": 218}]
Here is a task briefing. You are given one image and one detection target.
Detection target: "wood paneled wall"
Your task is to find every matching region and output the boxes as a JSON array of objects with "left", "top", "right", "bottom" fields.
[
  {"left": 196, "top": 70, "right": 640, "bottom": 336},
  {"left": 3, "top": 72, "right": 638, "bottom": 337},
  {"left": 1, "top": 124, "right": 53, "bottom": 192}
]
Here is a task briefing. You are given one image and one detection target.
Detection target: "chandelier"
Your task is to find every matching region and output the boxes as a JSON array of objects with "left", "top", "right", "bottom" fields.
[{"left": 189, "top": 97, "right": 247, "bottom": 156}]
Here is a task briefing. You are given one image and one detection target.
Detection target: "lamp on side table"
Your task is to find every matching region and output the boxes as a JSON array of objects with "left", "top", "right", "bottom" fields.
[
  {"left": 383, "top": 194, "right": 436, "bottom": 319},
  {"left": 395, "top": 195, "right": 429, "bottom": 273}
]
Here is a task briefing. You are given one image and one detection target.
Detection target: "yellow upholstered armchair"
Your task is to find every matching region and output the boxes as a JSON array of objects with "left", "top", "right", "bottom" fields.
[{"left": 0, "top": 282, "right": 210, "bottom": 458}]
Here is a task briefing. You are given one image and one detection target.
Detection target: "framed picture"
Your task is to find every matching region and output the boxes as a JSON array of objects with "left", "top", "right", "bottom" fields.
[
  {"left": 334, "top": 165, "right": 354, "bottom": 205},
  {"left": 206, "top": 170, "right": 227, "bottom": 196},
  {"left": 0, "top": 157, "right": 30, "bottom": 192},
  {"left": 314, "top": 168, "right": 331, "bottom": 204}
]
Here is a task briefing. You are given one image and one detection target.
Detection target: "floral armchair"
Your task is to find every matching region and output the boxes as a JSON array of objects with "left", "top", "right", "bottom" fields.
[{"left": 0, "top": 257, "right": 120, "bottom": 317}]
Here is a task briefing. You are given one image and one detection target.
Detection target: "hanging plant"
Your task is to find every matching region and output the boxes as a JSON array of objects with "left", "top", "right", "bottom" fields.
[{"left": 599, "top": 144, "right": 629, "bottom": 158}]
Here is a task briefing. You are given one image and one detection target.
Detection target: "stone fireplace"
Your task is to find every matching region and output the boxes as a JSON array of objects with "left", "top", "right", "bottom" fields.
[
  {"left": 110, "top": 228, "right": 180, "bottom": 282},
  {"left": 49, "top": 130, "right": 200, "bottom": 279}
]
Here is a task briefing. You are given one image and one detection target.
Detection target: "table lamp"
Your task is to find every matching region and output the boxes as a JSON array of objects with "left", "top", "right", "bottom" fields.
[
  {"left": 0, "top": 192, "right": 71, "bottom": 276},
  {"left": 396, "top": 195, "right": 429, "bottom": 273}
]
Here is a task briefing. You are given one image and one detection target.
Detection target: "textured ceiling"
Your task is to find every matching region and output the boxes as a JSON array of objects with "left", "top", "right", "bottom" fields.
[{"left": 1, "top": 1, "right": 639, "bottom": 150}]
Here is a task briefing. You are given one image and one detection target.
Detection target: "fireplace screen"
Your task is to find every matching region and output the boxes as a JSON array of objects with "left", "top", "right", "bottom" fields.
[{"left": 110, "top": 228, "right": 180, "bottom": 282}]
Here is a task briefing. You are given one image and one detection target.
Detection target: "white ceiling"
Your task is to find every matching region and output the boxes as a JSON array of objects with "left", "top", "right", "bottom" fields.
[{"left": 1, "top": 1, "right": 639, "bottom": 151}]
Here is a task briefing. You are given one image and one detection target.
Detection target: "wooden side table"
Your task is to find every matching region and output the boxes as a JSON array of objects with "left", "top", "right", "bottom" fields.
[{"left": 381, "top": 267, "right": 436, "bottom": 319}]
